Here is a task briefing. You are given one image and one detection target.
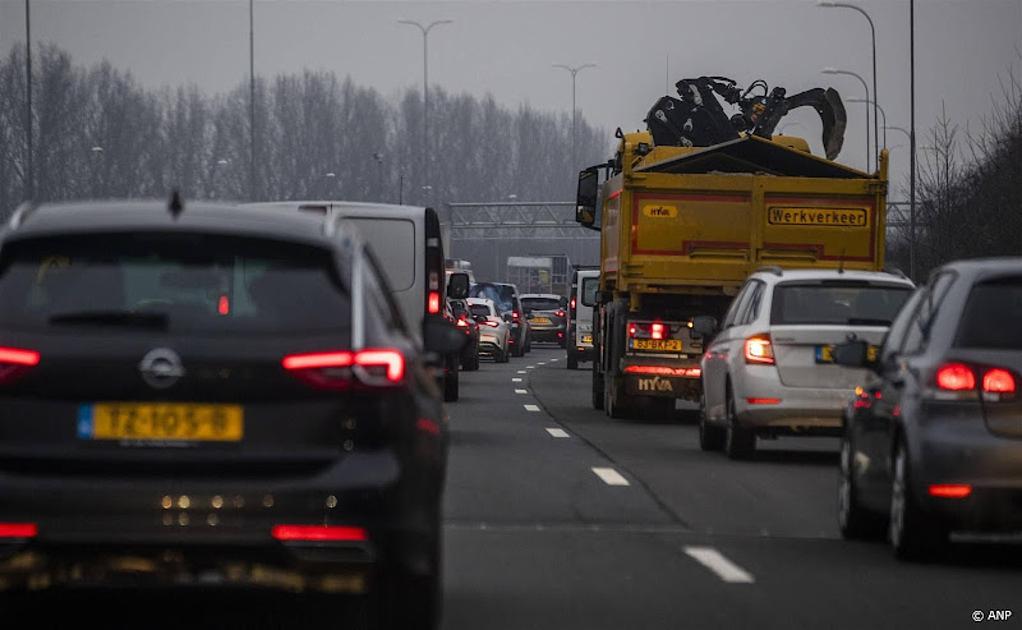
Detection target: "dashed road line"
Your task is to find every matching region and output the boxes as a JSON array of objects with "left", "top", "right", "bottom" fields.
[
  {"left": 515, "top": 389, "right": 529, "bottom": 394},
  {"left": 591, "top": 467, "right": 630, "bottom": 486},
  {"left": 683, "top": 547, "right": 755, "bottom": 584},
  {"left": 523, "top": 404, "right": 541, "bottom": 412},
  {"left": 545, "top": 428, "right": 570, "bottom": 438},
  {"left": 512, "top": 377, "right": 523, "bottom": 382},
  {"left": 517, "top": 370, "right": 527, "bottom": 374},
  {"left": 526, "top": 365, "right": 535, "bottom": 369}
]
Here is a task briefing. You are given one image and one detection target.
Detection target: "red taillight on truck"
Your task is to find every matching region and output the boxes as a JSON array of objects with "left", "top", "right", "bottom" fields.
[
  {"left": 744, "top": 334, "right": 775, "bottom": 365},
  {"left": 0, "top": 346, "right": 40, "bottom": 384},
  {"left": 282, "top": 348, "right": 405, "bottom": 389},
  {"left": 650, "top": 322, "right": 665, "bottom": 340}
]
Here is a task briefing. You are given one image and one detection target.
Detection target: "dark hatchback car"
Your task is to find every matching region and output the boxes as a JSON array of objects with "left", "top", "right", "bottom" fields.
[
  {"left": 520, "top": 294, "right": 567, "bottom": 347},
  {"left": 836, "top": 258, "right": 1022, "bottom": 560},
  {"left": 469, "top": 282, "right": 531, "bottom": 357},
  {"left": 0, "top": 201, "right": 458, "bottom": 628},
  {"left": 448, "top": 297, "right": 480, "bottom": 371}
]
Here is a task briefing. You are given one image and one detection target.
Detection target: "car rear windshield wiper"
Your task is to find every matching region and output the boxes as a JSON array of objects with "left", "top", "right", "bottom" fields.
[
  {"left": 48, "top": 311, "right": 169, "bottom": 329},
  {"left": 846, "top": 317, "right": 891, "bottom": 326}
]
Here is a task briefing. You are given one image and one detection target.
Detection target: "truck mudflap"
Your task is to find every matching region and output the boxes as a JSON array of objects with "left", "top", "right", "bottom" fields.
[{"left": 622, "top": 365, "right": 702, "bottom": 400}]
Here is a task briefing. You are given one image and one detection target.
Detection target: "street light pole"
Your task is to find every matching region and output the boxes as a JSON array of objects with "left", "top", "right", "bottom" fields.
[
  {"left": 24, "top": 0, "right": 33, "bottom": 200},
  {"left": 818, "top": 2, "right": 878, "bottom": 175},
  {"left": 249, "top": 0, "right": 256, "bottom": 202},
  {"left": 848, "top": 98, "right": 887, "bottom": 149},
  {"left": 398, "top": 19, "right": 452, "bottom": 201},
  {"left": 553, "top": 63, "right": 596, "bottom": 171},
  {"left": 909, "top": 0, "right": 917, "bottom": 279},
  {"left": 822, "top": 67, "right": 871, "bottom": 171}
]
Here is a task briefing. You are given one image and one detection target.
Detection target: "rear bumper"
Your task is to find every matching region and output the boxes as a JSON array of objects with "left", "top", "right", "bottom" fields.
[
  {"left": 529, "top": 326, "right": 566, "bottom": 342},
  {"left": 735, "top": 366, "right": 848, "bottom": 433},
  {"left": 0, "top": 450, "right": 442, "bottom": 591}
]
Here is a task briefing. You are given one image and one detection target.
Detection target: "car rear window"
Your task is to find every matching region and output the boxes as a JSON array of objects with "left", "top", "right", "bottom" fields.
[
  {"left": 522, "top": 297, "right": 560, "bottom": 311},
  {"left": 469, "top": 304, "right": 491, "bottom": 318},
  {"left": 955, "top": 277, "right": 1022, "bottom": 349},
  {"left": 0, "top": 233, "right": 351, "bottom": 336},
  {"left": 346, "top": 218, "right": 416, "bottom": 292},
  {"left": 771, "top": 281, "right": 912, "bottom": 326},
  {"left": 471, "top": 284, "right": 515, "bottom": 313}
]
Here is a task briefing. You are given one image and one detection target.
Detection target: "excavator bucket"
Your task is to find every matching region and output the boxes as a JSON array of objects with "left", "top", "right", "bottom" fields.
[{"left": 767, "top": 87, "right": 847, "bottom": 161}]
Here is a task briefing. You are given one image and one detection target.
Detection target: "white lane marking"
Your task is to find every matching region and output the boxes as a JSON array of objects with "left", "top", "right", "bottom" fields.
[
  {"left": 524, "top": 404, "right": 541, "bottom": 412},
  {"left": 537, "top": 362, "right": 546, "bottom": 365},
  {"left": 683, "top": 547, "right": 755, "bottom": 584},
  {"left": 549, "top": 359, "right": 559, "bottom": 362},
  {"left": 526, "top": 365, "right": 535, "bottom": 369},
  {"left": 546, "top": 428, "right": 570, "bottom": 438},
  {"left": 517, "top": 370, "right": 527, "bottom": 374},
  {"left": 515, "top": 389, "right": 529, "bottom": 394},
  {"left": 591, "top": 467, "right": 630, "bottom": 486},
  {"left": 512, "top": 378, "right": 523, "bottom": 382}
]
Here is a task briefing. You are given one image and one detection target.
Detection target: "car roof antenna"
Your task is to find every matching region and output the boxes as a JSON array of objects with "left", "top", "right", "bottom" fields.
[{"left": 168, "top": 190, "right": 184, "bottom": 218}]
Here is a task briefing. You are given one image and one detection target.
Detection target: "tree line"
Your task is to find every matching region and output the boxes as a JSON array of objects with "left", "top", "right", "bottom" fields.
[{"left": 0, "top": 44, "right": 608, "bottom": 217}]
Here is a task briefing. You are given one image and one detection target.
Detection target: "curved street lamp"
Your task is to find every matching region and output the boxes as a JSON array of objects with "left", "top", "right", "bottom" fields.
[
  {"left": 553, "top": 63, "right": 597, "bottom": 170},
  {"left": 823, "top": 67, "right": 872, "bottom": 171}
]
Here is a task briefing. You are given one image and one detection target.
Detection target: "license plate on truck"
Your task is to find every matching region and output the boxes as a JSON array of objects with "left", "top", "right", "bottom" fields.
[
  {"left": 77, "top": 403, "right": 244, "bottom": 442},
  {"left": 815, "top": 345, "right": 878, "bottom": 364},
  {"left": 581, "top": 335, "right": 593, "bottom": 344},
  {"left": 630, "top": 339, "right": 682, "bottom": 352}
]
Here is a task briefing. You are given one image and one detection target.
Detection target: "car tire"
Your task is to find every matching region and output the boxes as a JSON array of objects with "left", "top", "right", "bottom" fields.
[
  {"left": 723, "top": 387, "right": 755, "bottom": 459},
  {"left": 499, "top": 345, "right": 510, "bottom": 363},
  {"left": 511, "top": 337, "right": 524, "bottom": 357},
  {"left": 889, "top": 440, "right": 947, "bottom": 561},
  {"left": 525, "top": 337, "right": 532, "bottom": 353},
  {"left": 698, "top": 394, "right": 725, "bottom": 451},
  {"left": 837, "top": 433, "right": 885, "bottom": 540},
  {"left": 443, "top": 359, "right": 459, "bottom": 402},
  {"left": 462, "top": 351, "right": 480, "bottom": 372},
  {"left": 592, "top": 361, "right": 605, "bottom": 410},
  {"left": 567, "top": 352, "right": 578, "bottom": 370},
  {"left": 377, "top": 533, "right": 442, "bottom": 630}
]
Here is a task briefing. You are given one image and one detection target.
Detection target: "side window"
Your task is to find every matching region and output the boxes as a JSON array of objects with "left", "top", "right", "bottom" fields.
[
  {"left": 902, "top": 272, "right": 956, "bottom": 356},
  {"left": 880, "top": 288, "right": 924, "bottom": 363},
  {"left": 737, "top": 281, "right": 765, "bottom": 326},
  {"left": 722, "top": 281, "right": 755, "bottom": 329}
]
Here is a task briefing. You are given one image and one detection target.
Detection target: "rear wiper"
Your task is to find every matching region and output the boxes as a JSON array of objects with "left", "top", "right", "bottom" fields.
[
  {"left": 846, "top": 317, "right": 891, "bottom": 327},
  {"left": 48, "top": 311, "right": 169, "bottom": 329}
]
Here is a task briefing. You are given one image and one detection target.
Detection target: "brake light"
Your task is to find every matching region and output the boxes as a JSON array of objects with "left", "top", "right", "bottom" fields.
[
  {"left": 623, "top": 365, "right": 701, "bottom": 378},
  {"left": 935, "top": 363, "right": 975, "bottom": 391},
  {"left": 427, "top": 291, "right": 441, "bottom": 315},
  {"left": 218, "top": 294, "right": 230, "bottom": 316},
  {"left": 747, "top": 397, "right": 782, "bottom": 405},
  {"left": 0, "top": 347, "right": 39, "bottom": 367},
  {"left": 651, "top": 322, "right": 665, "bottom": 340},
  {"left": 628, "top": 323, "right": 638, "bottom": 337},
  {"left": 512, "top": 310, "right": 520, "bottom": 321},
  {"left": 982, "top": 368, "right": 1016, "bottom": 395},
  {"left": 0, "top": 522, "right": 37, "bottom": 538},
  {"left": 482, "top": 320, "right": 500, "bottom": 328},
  {"left": 744, "top": 334, "right": 774, "bottom": 365},
  {"left": 556, "top": 309, "right": 566, "bottom": 318},
  {"left": 272, "top": 525, "right": 368, "bottom": 542},
  {"left": 928, "top": 484, "right": 972, "bottom": 499},
  {"left": 456, "top": 318, "right": 468, "bottom": 328},
  {"left": 570, "top": 298, "right": 576, "bottom": 309},
  {"left": 282, "top": 348, "right": 405, "bottom": 388}
]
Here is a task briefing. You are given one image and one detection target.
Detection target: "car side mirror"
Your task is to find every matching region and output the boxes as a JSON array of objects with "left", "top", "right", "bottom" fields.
[
  {"left": 447, "top": 272, "right": 469, "bottom": 300},
  {"left": 834, "top": 341, "right": 871, "bottom": 369},
  {"left": 691, "top": 316, "right": 718, "bottom": 339},
  {"left": 423, "top": 315, "right": 467, "bottom": 354}
]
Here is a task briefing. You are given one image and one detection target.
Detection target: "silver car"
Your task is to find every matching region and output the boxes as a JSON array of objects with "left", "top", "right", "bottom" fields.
[
  {"left": 699, "top": 268, "right": 915, "bottom": 459},
  {"left": 468, "top": 297, "right": 512, "bottom": 363}
]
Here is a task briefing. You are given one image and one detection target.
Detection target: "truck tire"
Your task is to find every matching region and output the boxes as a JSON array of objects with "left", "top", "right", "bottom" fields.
[
  {"left": 605, "top": 374, "right": 636, "bottom": 420},
  {"left": 592, "top": 360, "right": 605, "bottom": 410}
]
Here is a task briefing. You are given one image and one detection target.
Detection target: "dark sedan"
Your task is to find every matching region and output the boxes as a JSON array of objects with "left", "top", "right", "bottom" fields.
[
  {"left": 836, "top": 258, "right": 1022, "bottom": 560},
  {"left": 0, "top": 199, "right": 462, "bottom": 629}
]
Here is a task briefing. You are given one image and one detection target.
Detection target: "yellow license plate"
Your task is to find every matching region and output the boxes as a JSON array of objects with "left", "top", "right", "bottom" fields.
[
  {"left": 631, "top": 339, "right": 683, "bottom": 352},
  {"left": 78, "top": 403, "right": 244, "bottom": 442},
  {"left": 581, "top": 335, "right": 593, "bottom": 344},
  {"left": 531, "top": 317, "right": 551, "bottom": 325},
  {"left": 816, "top": 345, "right": 879, "bottom": 364}
]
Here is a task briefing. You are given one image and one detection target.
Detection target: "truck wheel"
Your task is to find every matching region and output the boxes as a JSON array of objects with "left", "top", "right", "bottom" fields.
[
  {"left": 443, "top": 359, "right": 460, "bottom": 402},
  {"left": 605, "top": 376, "right": 635, "bottom": 420},
  {"left": 723, "top": 387, "right": 754, "bottom": 459},
  {"left": 592, "top": 361, "right": 605, "bottom": 410},
  {"left": 567, "top": 351, "right": 578, "bottom": 370}
]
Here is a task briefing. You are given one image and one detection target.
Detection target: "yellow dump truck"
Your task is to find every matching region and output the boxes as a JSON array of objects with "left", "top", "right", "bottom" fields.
[{"left": 576, "top": 130, "right": 889, "bottom": 418}]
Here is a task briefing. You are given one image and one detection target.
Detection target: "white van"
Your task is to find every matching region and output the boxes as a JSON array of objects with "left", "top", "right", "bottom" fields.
[
  {"left": 245, "top": 201, "right": 466, "bottom": 401},
  {"left": 566, "top": 268, "right": 599, "bottom": 369}
]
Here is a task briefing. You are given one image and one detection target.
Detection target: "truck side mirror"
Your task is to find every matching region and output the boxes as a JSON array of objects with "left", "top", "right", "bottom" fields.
[
  {"left": 575, "top": 167, "right": 600, "bottom": 229},
  {"left": 447, "top": 272, "right": 469, "bottom": 300}
]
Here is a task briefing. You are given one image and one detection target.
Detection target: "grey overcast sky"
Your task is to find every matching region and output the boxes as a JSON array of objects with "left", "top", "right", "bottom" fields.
[{"left": 2, "top": 0, "right": 1021, "bottom": 196}]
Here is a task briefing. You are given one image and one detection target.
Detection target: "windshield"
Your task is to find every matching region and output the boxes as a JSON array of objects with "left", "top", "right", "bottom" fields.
[
  {"left": 470, "top": 283, "right": 516, "bottom": 313},
  {"left": 581, "top": 277, "right": 599, "bottom": 307},
  {"left": 0, "top": 233, "right": 350, "bottom": 335},
  {"left": 469, "top": 304, "right": 491, "bottom": 318},
  {"left": 955, "top": 278, "right": 1022, "bottom": 349},
  {"left": 522, "top": 297, "right": 560, "bottom": 312},
  {"left": 771, "top": 282, "right": 912, "bottom": 326}
]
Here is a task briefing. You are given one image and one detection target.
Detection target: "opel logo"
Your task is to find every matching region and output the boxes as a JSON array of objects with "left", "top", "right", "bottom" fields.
[{"left": 139, "top": 348, "right": 185, "bottom": 389}]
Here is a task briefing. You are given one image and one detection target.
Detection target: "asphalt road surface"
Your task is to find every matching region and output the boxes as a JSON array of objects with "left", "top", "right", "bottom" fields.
[{"left": 442, "top": 346, "right": 1022, "bottom": 630}]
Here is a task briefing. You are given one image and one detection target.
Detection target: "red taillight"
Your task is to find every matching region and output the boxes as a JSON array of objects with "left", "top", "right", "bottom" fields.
[
  {"left": 747, "top": 397, "right": 782, "bottom": 405},
  {"left": 427, "top": 291, "right": 441, "bottom": 315},
  {"left": 512, "top": 310, "right": 520, "bottom": 321},
  {"left": 0, "top": 347, "right": 40, "bottom": 367},
  {"left": 482, "top": 321, "right": 500, "bottom": 328},
  {"left": 218, "top": 294, "right": 230, "bottom": 316},
  {"left": 570, "top": 298, "right": 576, "bottom": 309},
  {"left": 628, "top": 323, "right": 638, "bottom": 337},
  {"left": 272, "top": 525, "right": 368, "bottom": 542},
  {"left": 456, "top": 318, "right": 468, "bottom": 328},
  {"left": 935, "top": 363, "right": 975, "bottom": 391},
  {"left": 623, "top": 365, "right": 701, "bottom": 378},
  {"left": 744, "top": 335, "right": 775, "bottom": 365},
  {"left": 0, "top": 522, "right": 37, "bottom": 538},
  {"left": 282, "top": 348, "right": 404, "bottom": 388},
  {"left": 928, "top": 484, "right": 972, "bottom": 499},
  {"left": 651, "top": 322, "right": 665, "bottom": 340},
  {"left": 416, "top": 417, "right": 441, "bottom": 436},
  {"left": 982, "top": 368, "right": 1016, "bottom": 395},
  {"left": 556, "top": 309, "right": 566, "bottom": 318}
]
